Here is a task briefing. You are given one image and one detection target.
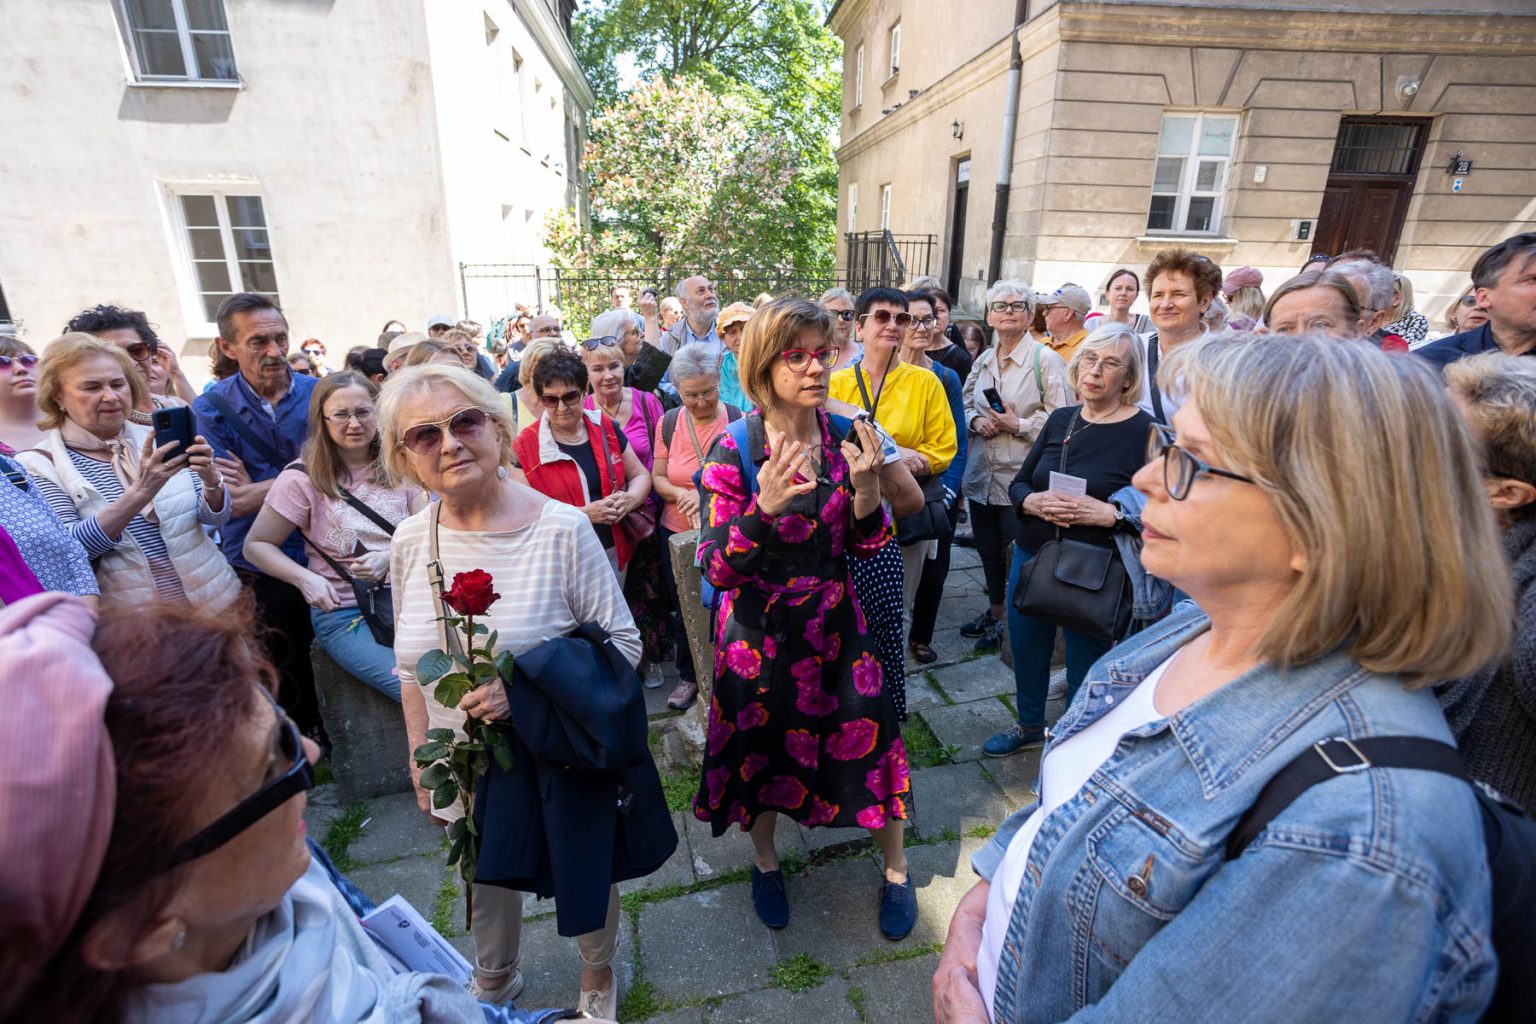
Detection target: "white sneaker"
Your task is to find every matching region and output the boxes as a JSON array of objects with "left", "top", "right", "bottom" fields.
[
  {"left": 577, "top": 976, "right": 618, "bottom": 1020},
  {"left": 643, "top": 663, "right": 666, "bottom": 689},
  {"left": 467, "top": 969, "right": 524, "bottom": 1005},
  {"left": 1047, "top": 671, "right": 1068, "bottom": 701}
]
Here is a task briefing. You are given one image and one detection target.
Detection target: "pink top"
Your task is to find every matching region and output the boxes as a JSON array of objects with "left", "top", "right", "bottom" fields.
[
  {"left": 652, "top": 407, "right": 730, "bottom": 533},
  {"left": 265, "top": 466, "right": 420, "bottom": 606},
  {"left": 585, "top": 388, "right": 664, "bottom": 471}
]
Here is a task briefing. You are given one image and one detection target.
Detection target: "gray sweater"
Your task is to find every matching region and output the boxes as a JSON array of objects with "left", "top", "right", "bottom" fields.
[{"left": 1436, "top": 514, "right": 1536, "bottom": 815}]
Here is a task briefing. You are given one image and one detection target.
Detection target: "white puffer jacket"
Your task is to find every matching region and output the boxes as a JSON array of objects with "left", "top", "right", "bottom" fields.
[{"left": 18, "top": 423, "right": 241, "bottom": 611}]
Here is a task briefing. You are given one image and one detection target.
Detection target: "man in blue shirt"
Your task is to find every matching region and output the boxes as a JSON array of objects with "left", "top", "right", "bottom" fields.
[
  {"left": 1420, "top": 232, "right": 1536, "bottom": 368},
  {"left": 193, "top": 293, "right": 324, "bottom": 738},
  {"left": 656, "top": 275, "right": 721, "bottom": 356}
]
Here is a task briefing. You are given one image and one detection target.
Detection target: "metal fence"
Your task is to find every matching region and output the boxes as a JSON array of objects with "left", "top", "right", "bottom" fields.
[
  {"left": 844, "top": 231, "right": 937, "bottom": 293},
  {"left": 460, "top": 264, "right": 847, "bottom": 333}
]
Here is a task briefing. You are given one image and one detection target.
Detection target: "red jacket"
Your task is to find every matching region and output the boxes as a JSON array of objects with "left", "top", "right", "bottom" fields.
[{"left": 513, "top": 412, "right": 635, "bottom": 569}]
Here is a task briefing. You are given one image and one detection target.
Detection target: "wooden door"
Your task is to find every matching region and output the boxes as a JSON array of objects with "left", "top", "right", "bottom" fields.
[
  {"left": 946, "top": 159, "right": 970, "bottom": 299},
  {"left": 1311, "top": 117, "right": 1426, "bottom": 263}
]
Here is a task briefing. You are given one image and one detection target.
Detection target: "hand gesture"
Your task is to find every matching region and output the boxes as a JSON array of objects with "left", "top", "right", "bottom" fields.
[
  {"left": 637, "top": 293, "right": 658, "bottom": 319},
  {"left": 347, "top": 547, "right": 391, "bottom": 581},
  {"left": 134, "top": 434, "right": 190, "bottom": 501},
  {"left": 185, "top": 435, "right": 222, "bottom": 491},
  {"left": 896, "top": 445, "right": 929, "bottom": 477},
  {"left": 1024, "top": 490, "right": 1078, "bottom": 527},
  {"left": 154, "top": 343, "right": 183, "bottom": 375},
  {"left": 755, "top": 426, "right": 818, "bottom": 517},
  {"left": 298, "top": 570, "right": 342, "bottom": 611},
  {"left": 459, "top": 681, "right": 511, "bottom": 722},
  {"left": 582, "top": 499, "right": 618, "bottom": 526},
  {"left": 840, "top": 419, "right": 882, "bottom": 494},
  {"left": 972, "top": 415, "right": 999, "bottom": 439}
]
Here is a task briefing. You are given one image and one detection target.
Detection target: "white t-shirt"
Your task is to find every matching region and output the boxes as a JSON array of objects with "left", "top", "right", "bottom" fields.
[{"left": 978, "top": 655, "right": 1174, "bottom": 1019}]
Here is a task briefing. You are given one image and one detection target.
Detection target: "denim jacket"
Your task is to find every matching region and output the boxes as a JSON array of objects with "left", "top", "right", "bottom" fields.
[
  {"left": 1108, "top": 485, "right": 1173, "bottom": 624},
  {"left": 973, "top": 605, "right": 1495, "bottom": 1023}
]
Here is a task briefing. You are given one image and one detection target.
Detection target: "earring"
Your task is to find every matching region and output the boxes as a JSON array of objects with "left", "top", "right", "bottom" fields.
[
  {"left": 497, "top": 465, "right": 509, "bottom": 480},
  {"left": 172, "top": 929, "right": 187, "bottom": 951}
]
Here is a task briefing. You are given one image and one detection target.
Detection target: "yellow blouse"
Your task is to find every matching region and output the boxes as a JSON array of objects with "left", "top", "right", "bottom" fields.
[{"left": 829, "top": 360, "right": 956, "bottom": 475}]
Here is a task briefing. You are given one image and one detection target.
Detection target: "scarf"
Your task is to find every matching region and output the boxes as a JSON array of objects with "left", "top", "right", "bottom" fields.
[
  {"left": 123, "top": 855, "right": 494, "bottom": 1024},
  {"left": 59, "top": 419, "right": 156, "bottom": 524}
]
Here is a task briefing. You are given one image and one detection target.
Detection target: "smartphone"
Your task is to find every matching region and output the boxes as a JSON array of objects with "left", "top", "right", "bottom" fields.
[
  {"left": 150, "top": 406, "right": 196, "bottom": 463},
  {"left": 983, "top": 387, "right": 1007, "bottom": 414},
  {"left": 847, "top": 411, "right": 872, "bottom": 453}
]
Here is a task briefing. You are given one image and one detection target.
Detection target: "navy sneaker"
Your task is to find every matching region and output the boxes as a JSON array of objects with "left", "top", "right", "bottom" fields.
[
  {"left": 958, "top": 610, "right": 996, "bottom": 638},
  {"left": 973, "top": 616, "right": 1005, "bottom": 653},
  {"left": 983, "top": 723, "right": 1046, "bottom": 758},
  {"left": 878, "top": 877, "right": 918, "bottom": 940},
  {"left": 751, "top": 866, "right": 789, "bottom": 929}
]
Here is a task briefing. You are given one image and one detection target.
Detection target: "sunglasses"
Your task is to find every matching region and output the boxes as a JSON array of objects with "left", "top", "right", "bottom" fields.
[
  {"left": 580, "top": 335, "right": 619, "bottom": 350},
  {"left": 125, "top": 340, "right": 158, "bottom": 362},
  {"left": 400, "top": 407, "right": 489, "bottom": 454},
  {"left": 161, "top": 692, "right": 313, "bottom": 873},
  {"left": 1458, "top": 295, "right": 1480, "bottom": 307},
  {"left": 989, "top": 301, "right": 1031, "bottom": 313},
  {"left": 539, "top": 389, "right": 585, "bottom": 409},
  {"left": 859, "top": 310, "right": 913, "bottom": 329},
  {"left": 1146, "top": 424, "right": 1255, "bottom": 501},
  {"left": 0, "top": 354, "right": 39, "bottom": 372},
  {"left": 830, "top": 309, "right": 856, "bottom": 322},
  {"left": 780, "top": 347, "right": 840, "bottom": 372}
]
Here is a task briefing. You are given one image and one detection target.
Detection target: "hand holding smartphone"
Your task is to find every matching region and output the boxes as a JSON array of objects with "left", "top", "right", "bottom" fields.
[
  {"left": 150, "top": 406, "right": 196, "bottom": 463},
  {"left": 983, "top": 387, "right": 1007, "bottom": 414}
]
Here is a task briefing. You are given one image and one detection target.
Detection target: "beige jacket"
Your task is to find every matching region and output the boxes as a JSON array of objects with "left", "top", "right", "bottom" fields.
[{"left": 960, "top": 337, "right": 1070, "bottom": 505}]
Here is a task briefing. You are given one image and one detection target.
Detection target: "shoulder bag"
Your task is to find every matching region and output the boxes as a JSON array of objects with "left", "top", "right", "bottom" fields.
[
  {"left": 1010, "top": 411, "right": 1132, "bottom": 642},
  {"left": 855, "top": 357, "right": 949, "bottom": 547},
  {"left": 289, "top": 464, "right": 396, "bottom": 647},
  {"left": 598, "top": 415, "right": 657, "bottom": 546}
]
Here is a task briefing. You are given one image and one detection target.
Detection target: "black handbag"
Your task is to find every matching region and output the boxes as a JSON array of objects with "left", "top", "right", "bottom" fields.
[
  {"left": 896, "top": 475, "right": 952, "bottom": 547},
  {"left": 1011, "top": 411, "right": 1132, "bottom": 642}
]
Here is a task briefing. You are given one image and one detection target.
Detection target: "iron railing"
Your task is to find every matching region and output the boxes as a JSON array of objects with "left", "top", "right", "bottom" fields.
[{"left": 844, "top": 231, "right": 937, "bottom": 293}]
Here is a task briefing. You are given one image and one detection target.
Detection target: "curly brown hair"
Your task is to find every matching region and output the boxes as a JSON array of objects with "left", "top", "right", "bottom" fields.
[{"left": 1144, "top": 249, "right": 1223, "bottom": 303}]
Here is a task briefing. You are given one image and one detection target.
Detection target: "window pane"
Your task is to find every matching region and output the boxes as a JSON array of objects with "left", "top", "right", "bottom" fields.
[
  {"left": 1147, "top": 195, "right": 1176, "bottom": 231},
  {"left": 1184, "top": 197, "right": 1216, "bottom": 233},
  {"left": 126, "top": 0, "right": 178, "bottom": 30},
  {"left": 1153, "top": 157, "right": 1184, "bottom": 193},
  {"left": 187, "top": 227, "right": 225, "bottom": 260},
  {"left": 200, "top": 292, "right": 230, "bottom": 323},
  {"left": 184, "top": 0, "right": 229, "bottom": 30},
  {"left": 135, "top": 30, "right": 187, "bottom": 76},
  {"left": 181, "top": 195, "right": 218, "bottom": 227},
  {"left": 239, "top": 261, "right": 279, "bottom": 294},
  {"left": 1198, "top": 117, "right": 1236, "bottom": 157},
  {"left": 1157, "top": 116, "right": 1194, "bottom": 156},
  {"left": 1194, "top": 160, "right": 1224, "bottom": 192},
  {"left": 230, "top": 228, "right": 270, "bottom": 261},
  {"left": 193, "top": 259, "right": 231, "bottom": 294},
  {"left": 192, "top": 32, "right": 237, "bottom": 80},
  {"left": 225, "top": 195, "right": 267, "bottom": 229}
]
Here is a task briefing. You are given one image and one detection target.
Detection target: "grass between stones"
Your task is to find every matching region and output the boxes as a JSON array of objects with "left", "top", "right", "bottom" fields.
[
  {"left": 430, "top": 864, "right": 462, "bottom": 936},
  {"left": 770, "top": 953, "right": 831, "bottom": 992},
  {"left": 319, "top": 802, "right": 369, "bottom": 871},
  {"left": 998, "top": 693, "right": 1017, "bottom": 717},
  {"left": 923, "top": 670, "right": 957, "bottom": 706},
  {"left": 847, "top": 984, "right": 869, "bottom": 1022},
  {"left": 659, "top": 765, "right": 698, "bottom": 813},
  {"left": 964, "top": 823, "right": 998, "bottom": 840},
  {"left": 903, "top": 716, "right": 957, "bottom": 770}
]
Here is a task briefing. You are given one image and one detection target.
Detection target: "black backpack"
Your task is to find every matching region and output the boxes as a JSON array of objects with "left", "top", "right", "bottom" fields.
[{"left": 1228, "top": 737, "right": 1536, "bottom": 1021}]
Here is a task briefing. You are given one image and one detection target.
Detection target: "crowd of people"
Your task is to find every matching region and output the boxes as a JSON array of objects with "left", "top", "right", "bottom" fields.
[{"left": 1, "top": 229, "right": 1533, "bottom": 1024}]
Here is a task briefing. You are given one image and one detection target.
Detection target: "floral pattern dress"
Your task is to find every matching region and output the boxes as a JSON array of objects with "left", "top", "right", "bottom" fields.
[{"left": 692, "top": 411, "right": 911, "bottom": 835}]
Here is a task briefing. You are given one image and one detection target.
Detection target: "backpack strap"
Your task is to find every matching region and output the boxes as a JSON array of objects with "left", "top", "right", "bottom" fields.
[
  {"left": 726, "top": 417, "right": 758, "bottom": 495},
  {"left": 1032, "top": 342, "right": 1045, "bottom": 406},
  {"left": 203, "top": 390, "right": 286, "bottom": 469},
  {"left": 662, "top": 406, "right": 683, "bottom": 450},
  {"left": 1226, "top": 736, "right": 1469, "bottom": 860}
]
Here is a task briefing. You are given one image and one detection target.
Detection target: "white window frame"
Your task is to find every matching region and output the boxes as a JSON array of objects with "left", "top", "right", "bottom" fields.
[
  {"left": 880, "top": 184, "right": 892, "bottom": 231},
  {"left": 848, "top": 183, "right": 858, "bottom": 233},
  {"left": 163, "top": 184, "right": 279, "bottom": 335},
  {"left": 854, "top": 44, "right": 865, "bottom": 108},
  {"left": 887, "top": 23, "right": 901, "bottom": 79},
  {"left": 119, "top": 0, "right": 239, "bottom": 85},
  {"left": 1145, "top": 111, "right": 1239, "bottom": 236}
]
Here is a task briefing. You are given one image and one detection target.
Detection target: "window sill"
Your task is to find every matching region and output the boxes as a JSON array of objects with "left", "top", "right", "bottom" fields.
[
  {"left": 1134, "top": 234, "right": 1238, "bottom": 249},
  {"left": 881, "top": 72, "right": 899, "bottom": 88},
  {"left": 127, "top": 78, "right": 242, "bottom": 90}
]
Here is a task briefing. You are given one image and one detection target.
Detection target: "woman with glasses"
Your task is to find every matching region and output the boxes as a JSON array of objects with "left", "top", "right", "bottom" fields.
[
  {"left": 694, "top": 297, "right": 919, "bottom": 941},
  {"left": 1441, "top": 287, "right": 1490, "bottom": 339},
  {"left": 18, "top": 334, "right": 238, "bottom": 612},
  {"left": 1098, "top": 268, "right": 1152, "bottom": 334},
  {"left": 3, "top": 594, "right": 605, "bottom": 1024},
  {"left": 514, "top": 351, "right": 652, "bottom": 581},
  {"left": 583, "top": 308, "right": 644, "bottom": 386},
  {"left": 819, "top": 287, "right": 861, "bottom": 370},
  {"left": 938, "top": 333, "right": 1508, "bottom": 1024},
  {"left": 980, "top": 325, "right": 1154, "bottom": 758},
  {"left": 0, "top": 336, "right": 46, "bottom": 451},
  {"left": 959, "top": 282, "right": 1069, "bottom": 653},
  {"left": 383, "top": 363, "right": 640, "bottom": 1015},
  {"left": 242, "top": 372, "right": 425, "bottom": 700},
  {"left": 925, "top": 285, "right": 975, "bottom": 382}
]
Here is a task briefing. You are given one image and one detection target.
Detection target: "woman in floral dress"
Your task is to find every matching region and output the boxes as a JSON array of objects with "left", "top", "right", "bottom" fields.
[{"left": 692, "top": 297, "right": 918, "bottom": 941}]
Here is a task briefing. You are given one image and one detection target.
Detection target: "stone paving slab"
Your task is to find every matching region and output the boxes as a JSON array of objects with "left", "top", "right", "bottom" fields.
[
  {"left": 799, "top": 822, "right": 879, "bottom": 855},
  {"left": 619, "top": 811, "right": 697, "bottom": 896},
  {"left": 347, "top": 790, "right": 446, "bottom": 866},
  {"left": 917, "top": 699, "right": 1017, "bottom": 763},
  {"left": 636, "top": 1008, "right": 707, "bottom": 1024},
  {"left": 928, "top": 656, "right": 1013, "bottom": 704},
  {"left": 768, "top": 855, "right": 890, "bottom": 968},
  {"left": 978, "top": 747, "right": 1043, "bottom": 811},
  {"left": 909, "top": 760, "right": 1013, "bottom": 840},
  {"left": 705, "top": 976, "right": 858, "bottom": 1022},
  {"left": 683, "top": 810, "right": 807, "bottom": 880},
  {"left": 450, "top": 903, "right": 638, "bottom": 1010},
  {"left": 303, "top": 782, "right": 345, "bottom": 835},
  {"left": 903, "top": 673, "right": 946, "bottom": 712},
  {"left": 349, "top": 853, "right": 445, "bottom": 921},
  {"left": 899, "top": 839, "right": 986, "bottom": 949},
  {"left": 845, "top": 952, "right": 942, "bottom": 1023},
  {"left": 639, "top": 882, "right": 777, "bottom": 1000}
]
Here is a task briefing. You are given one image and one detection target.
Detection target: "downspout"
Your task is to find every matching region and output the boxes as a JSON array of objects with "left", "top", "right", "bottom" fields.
[{"left": 987, "top": 0, "right": 1030, "bottom": 285}]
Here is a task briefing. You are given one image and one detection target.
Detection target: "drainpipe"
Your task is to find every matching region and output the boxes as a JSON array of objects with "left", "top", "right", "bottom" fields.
[{"left": 987, "top": 0, "right": 1030, "bottom": 285}]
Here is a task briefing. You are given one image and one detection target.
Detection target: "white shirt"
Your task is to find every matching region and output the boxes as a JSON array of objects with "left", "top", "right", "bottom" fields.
[{"left": 977, "top": 656, "right": 1174, "bottom": 1019}]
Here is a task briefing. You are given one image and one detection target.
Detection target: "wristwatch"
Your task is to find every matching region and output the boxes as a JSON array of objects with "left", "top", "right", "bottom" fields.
[{"left": 1112, "top": 506, "right": 1126, "bottom": 524}]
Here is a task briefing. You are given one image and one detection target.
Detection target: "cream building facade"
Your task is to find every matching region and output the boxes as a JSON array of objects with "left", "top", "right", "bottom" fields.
[
  {"left": 830, "top": 0, "right": 1536, "bottom": 324},
  {"left": 0, "top": 0, "right": 591, "bottom": 368}
]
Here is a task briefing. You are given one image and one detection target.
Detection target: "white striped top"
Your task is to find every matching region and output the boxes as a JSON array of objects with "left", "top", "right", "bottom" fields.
[{"left": 392, "top": 498, "right": 642, "bottom": 755}]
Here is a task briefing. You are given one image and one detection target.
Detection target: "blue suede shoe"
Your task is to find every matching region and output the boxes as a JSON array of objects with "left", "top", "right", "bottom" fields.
[
  {"left": 878, "top": 877, "right": 918, "bottom": 940},
  {"left": 751, "top": 866, "right": 789, "bottom": 929},
  {"left": 982, "top": 723, "right": 1045, "bottom": 758}
]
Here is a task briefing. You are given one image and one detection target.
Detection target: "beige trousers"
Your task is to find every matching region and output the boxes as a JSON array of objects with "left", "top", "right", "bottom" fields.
[
  {"left": 899, "top": 540, "right": 932, "bottom": 635},
  {"left": 468, "top": 882, "right": 621, "bottom": 979}
]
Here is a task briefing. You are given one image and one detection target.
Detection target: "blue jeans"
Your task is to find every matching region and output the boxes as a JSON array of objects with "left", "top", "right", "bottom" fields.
[
  {"left": 311, "top": 606, "right": 401, "bottom": 702},
  {"left": 1005, "top": 545, "right": 1112, "bottom": 730}
]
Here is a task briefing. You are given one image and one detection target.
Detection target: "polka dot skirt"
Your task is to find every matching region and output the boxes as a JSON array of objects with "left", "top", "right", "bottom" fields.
[{"left": 849, "top": 540, "right": 908, "bottom": 721}]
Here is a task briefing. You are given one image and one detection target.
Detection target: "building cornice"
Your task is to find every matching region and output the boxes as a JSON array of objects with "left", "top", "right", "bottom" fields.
[
  {"left": 511, "top": 0, "right": 596, "bottom": 110},
  {"left": 827, "top": 0, "right": 871, "bottom": 36}
]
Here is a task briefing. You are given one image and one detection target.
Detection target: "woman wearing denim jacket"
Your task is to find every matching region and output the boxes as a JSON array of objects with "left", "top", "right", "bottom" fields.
[{"left": 935, "top": 333, "right": 1512, "bottom": 1023}]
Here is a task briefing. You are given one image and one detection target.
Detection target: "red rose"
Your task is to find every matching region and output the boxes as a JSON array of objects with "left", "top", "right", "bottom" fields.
[{"left": 442, "top": 569, "right": 500, "bottom": 616}]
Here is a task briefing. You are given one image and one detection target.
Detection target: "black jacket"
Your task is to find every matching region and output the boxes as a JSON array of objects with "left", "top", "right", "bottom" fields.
[{"left": 472, "top": 622, "right": 678, "bottom": 936}]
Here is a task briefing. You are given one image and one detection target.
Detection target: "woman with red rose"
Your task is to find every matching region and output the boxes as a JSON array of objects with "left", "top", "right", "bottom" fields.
[{"left": 380, "top": 363, "right": 640, "bottom": 1019}]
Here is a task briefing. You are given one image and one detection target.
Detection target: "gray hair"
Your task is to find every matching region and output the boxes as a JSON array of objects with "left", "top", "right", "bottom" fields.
[
  {"left": 1202, "top": 294, "right": 1230, "bottom": 330},
  {"left": 675, "top": 275, "right": 708, "bottom": 301},
  {"left": 986, "top": 279, "right": 1035, "bottom": 308},
  {"left": 670, "top": 343, "right": 720, "bottom": 386},
  {"left": 1067, "top": 321, "right": 1144, "bottom": 405},
  {"left": 1332, "top": 259, "right": 1396, "bottom": 311},
  {"left": 588, "top": 308, "right": 640, "bottom": 342},
  {"left": 819, "top": 287, "right": 854, "bottom": 306}
]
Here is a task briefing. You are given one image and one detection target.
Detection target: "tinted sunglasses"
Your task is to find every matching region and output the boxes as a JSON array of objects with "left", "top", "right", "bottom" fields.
[
  {"left": 1458, "top": 294, "right": 1479, "bottom": 307},
  {"left": 830, "top": 309, "right": 856, "bottom": 322},
  {"left": 0, "top": 354, "right": 39, "bottom": 372},
  {"left": 859, "top": 310, "right": 913, "bottom": 328},
  {"left": 580, "top": 335, "right": 619, "bottom": 350},
  {"left": 161, "top": 692, "right": 313, "bottom": 873},
  {"left": 539, "top": 389, "right": 585, "bottom": 409},
  {"left": 400, "top": 407, "right": 489, "bottom": 454},
  {"left": 124, "top": 340, "right": 158, "bottom": 362}
]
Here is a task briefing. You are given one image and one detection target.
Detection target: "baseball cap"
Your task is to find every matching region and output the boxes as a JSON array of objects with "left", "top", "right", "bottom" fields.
[
  {"left": 426, "top": 313, "right": 454, "bottom": 329},
  {"left": 1046, "top": 285, "right": 1092, "bottom": 316}
]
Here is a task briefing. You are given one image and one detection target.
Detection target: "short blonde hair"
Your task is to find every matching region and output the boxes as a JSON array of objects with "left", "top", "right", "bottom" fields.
[
  {"left": 1066, "top": 323, "right": 1143, "bottom": 405},
  {"left": 376, "top": 364, "right": 515, "bottom": 487},
  {"left": 738, "top": 297, "right": 833, "bottom": 411},
  {"left": 517, "top": 336, "right": 568, "bottom": 391},
  {"left": 36, "top": 333, "right": 150, "bottom": 430},
  {"left": 403, "top": 338, "right": 458, "bottom": 367},
  {"left": 1444, "top": 352, "right": 1536, "bottom": 489},
  {"left": 1158, "top": 332, "right": 1511, "bottom": 684}
]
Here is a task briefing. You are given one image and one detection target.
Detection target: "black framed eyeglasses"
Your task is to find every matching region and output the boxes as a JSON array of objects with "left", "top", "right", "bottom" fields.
[
  {"left": 989, "top": 301, "right": 1030, "bottom": 313},
  {"left": 1146, "top": 424, "right": 1255, "bottom": 501},
  {"left": 580, "top": 335, "right": 619, "bottom": 350},
  {"left": 161, "top": 692, "right": 313, "bottom": 873}
]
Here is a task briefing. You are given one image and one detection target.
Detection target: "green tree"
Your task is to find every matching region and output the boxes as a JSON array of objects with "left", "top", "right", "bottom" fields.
[{"left": 562, "top": 0, "right": 840, "bottom": 271}]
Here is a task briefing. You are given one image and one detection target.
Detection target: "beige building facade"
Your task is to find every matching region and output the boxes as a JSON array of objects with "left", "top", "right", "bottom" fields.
[
  {"left": 0, "top": 0, "right": 591, "bottom": 372},
  {"left": 830, "top": 0, "right": 1536, "bottom": 325}
]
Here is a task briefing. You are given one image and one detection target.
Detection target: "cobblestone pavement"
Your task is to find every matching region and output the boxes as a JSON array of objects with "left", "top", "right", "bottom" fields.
[{"left": 305, "top": 541, "right": 1066, "bottom": 1022}]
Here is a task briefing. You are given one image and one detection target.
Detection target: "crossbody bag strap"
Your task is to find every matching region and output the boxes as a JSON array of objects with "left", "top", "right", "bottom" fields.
[
  {"left": 204, "top": 391, "right": 286, "bottom": 468},
  {"left": 684, "top": 410, "right": 711, "bottom": 464},
  {"left": 1146, "top": 334, "right": 1166, "bottom": 424},
  {"left": 297, "top": 527, "right": 357, "bottom": 585},
  {"left": 289, "top": 463, "right": 396, "bottom": 536},
  {"left": 597, "top": 418, "right": 623, "bottom": 497},
  {"left": 426, "top": 501, "right": 466, "bottom": 659}
]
